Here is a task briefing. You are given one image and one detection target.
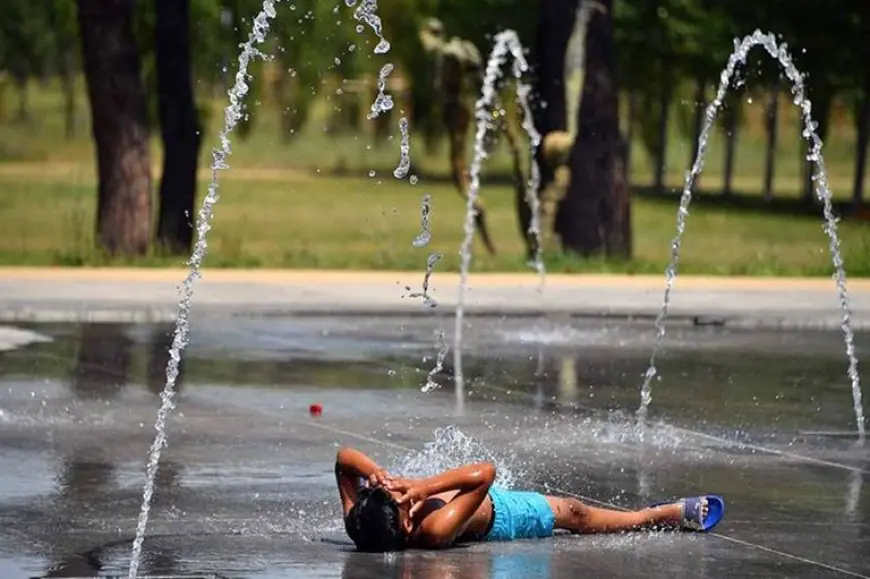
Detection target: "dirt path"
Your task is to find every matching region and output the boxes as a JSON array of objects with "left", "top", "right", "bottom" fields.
[{"left": 1, "top": 266, "right": 868, "bottom": 291}]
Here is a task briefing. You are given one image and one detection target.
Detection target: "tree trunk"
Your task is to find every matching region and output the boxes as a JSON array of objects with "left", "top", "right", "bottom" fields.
[
  {"left": 722, "top": 100, "right": 739, "bottom": 196},
  {"left": 0, "top": 75, "right": 7, "bottom": 122},
  {"left": 76, "top": 0, "right": 152, "bottom": 256},
  {"left": 501, "top": 116, "right": 536, "bottom": 259},
  {"left": 14, "top": 75, "right": 29, "bottom": 123},
  {"left": 689, "top": 76, "right": 706, "bottom": 190},
  {"left": 155, "top": 0, "right": 201, "bottom": 255},
  {"left": 625, "top": 91, "right": 637, "bottom": 185},
  {"left": 274, "top": 67, "right": 312, "bottom": 142},
  {"left": 59, "top": 52, "right": 77, "bottom": 140},
  {"left": 532, "top": 0, "right": 578, "bottom": 192},
  {"left": 853, "top": 86, "right": 869, "bottom": 206},
  {"left": 802, "top": 89, "right": 831, "bottom": 202},
  {"left": 653, "top": 77, "right": 672, "bottom": 193},
  {"left": 556, "top": 0, "right": 631, "bottom": 258},
  {"left": 763, "top": 87, "right": 779, "bottom": 201},
  {"left": 47, "top": 0, "right": 78, "bottom": 140}
]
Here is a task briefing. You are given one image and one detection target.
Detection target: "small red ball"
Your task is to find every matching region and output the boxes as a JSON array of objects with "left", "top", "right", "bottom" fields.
[{"left": 309, "top": 403, "right": 323, "bottom": 416}]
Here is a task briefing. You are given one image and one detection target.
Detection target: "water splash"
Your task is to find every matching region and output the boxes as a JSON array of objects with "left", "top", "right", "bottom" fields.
[
  {"left": 412, "top": 193, "right": 432, "bottom": 248},
  {"left": 349, "top": 0, "right": 390, "bottom": 54},
  {"left": 352, "top": 0, "right": 392, "bottom": 120},
  {"left": 390, "top": 426, "right": 522, "bottom": 488},
  {"left": 367, "top": 63, "right": 394, "bottom": 119},
  {"left": 421, "top": 330, "right": 449, "bottom": 393},
  {"left": 453, "top": 30, "right": 544, "bottom": 394},
  {"left": 408, "top": 253, "right": 442, "bottom": 308},
  {"left": 393, "top": 117, "right": 411, "bottom": 179},
  {"left": 126, "top": 3, "right": 280, "bottom": 577},
  {"left": 635, "top": 30, "right": 865, "bottom": 444}
]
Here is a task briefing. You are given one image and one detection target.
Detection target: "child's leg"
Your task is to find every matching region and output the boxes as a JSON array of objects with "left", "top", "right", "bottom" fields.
[{"left": 545, "top": 496, "right": 689, "bottom": 534}]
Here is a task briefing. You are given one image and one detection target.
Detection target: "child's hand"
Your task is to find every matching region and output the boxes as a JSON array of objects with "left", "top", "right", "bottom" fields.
[
  {"left": 384, "top": 476, "right": 415, "bottom": 493},
  {"left": 367, "top": 468, "right": 390, "bottom": 488},
  {"left": 397, "top": 485, "right": 428, "bottom": 517}
]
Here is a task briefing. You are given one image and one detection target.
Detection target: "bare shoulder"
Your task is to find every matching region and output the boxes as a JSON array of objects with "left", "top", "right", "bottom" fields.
[
  {"left": 419, "top": 497, "right": 448, "bottom": 516},
  {"left": 408, "top": 497, "right": 448, "bottom": 546}
]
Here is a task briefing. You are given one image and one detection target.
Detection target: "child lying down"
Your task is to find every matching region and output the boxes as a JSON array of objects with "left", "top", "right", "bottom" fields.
[{"left": 335, "top": 447, "right": 725, "bottom": 551}]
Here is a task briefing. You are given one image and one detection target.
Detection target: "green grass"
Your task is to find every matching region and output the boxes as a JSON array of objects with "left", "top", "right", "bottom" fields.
[
  {"left": 1, "top": 75, "right": 865, "bottom": 195},
  {"left": 1, "top": 76, "right": 869, "bottom": 275},
  {"left": 3, "top": 170, "right": 870, "bottom": 276}
]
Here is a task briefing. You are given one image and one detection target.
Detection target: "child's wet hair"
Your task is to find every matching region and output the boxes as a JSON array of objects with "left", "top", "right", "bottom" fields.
[{"left": 345, "top": 486, "right": 407, "bottom": 553}]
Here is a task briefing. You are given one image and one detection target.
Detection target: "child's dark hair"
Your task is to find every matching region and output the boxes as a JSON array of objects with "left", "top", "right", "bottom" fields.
[{"left": 345, "top": 486, "right": 407, "bottom": 553}]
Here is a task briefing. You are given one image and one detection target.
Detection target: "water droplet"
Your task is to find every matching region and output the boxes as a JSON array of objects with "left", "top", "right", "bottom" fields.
[
  {"left": 355, "top": 24, "right": 364, "bottom": 33},
  {"left": 375, "top": 39, "right": 391, "bottom": 54},
  {"left": 393, "top": 117, "right": 411, "bottom": 179},
  {"left": 413, "top": 232, "right": 432, "bottom": 248},
  {"left": 366, "top": 63, "right": 395, "bottom": 119}
]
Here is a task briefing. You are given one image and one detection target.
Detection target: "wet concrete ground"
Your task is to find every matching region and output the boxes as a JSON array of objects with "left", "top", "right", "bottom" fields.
[
  {"left": 0, "top": 316, "right": 868, "bottom": 578},
  {"left": 5, "top": 268, "right": 870, "bottom": 329}
]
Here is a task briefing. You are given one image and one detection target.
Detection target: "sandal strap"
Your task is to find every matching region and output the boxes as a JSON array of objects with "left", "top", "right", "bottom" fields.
[{"left": 680, "top": 497, "right": 706, "bottom": 531}]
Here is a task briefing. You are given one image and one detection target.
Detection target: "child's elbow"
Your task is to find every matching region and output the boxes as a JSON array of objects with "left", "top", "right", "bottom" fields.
[
  {"left": 335, "top": 447, "right": 350, "bottom": 469},
  {"left": 336, "top": 446, "right": 355, "bottom": 460}
]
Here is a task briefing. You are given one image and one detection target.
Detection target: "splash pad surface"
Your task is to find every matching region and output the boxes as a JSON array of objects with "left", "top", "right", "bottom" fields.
[
  {"left": 0, "top": 316, "right": 867, "bottom": 578},
  {"left": 4, "top": 269, "right": 870, "bottom": 329}
]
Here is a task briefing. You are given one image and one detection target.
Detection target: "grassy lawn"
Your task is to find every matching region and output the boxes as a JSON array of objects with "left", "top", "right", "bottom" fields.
[
  {"left": 1, "top": 75, "right": 865, "bottom": 193},
  {"left": 2, "top": 169, "right": 870, "bottom": 276},
  {"left": 1, "top": 77, "right": 869, "bottom": 275}
]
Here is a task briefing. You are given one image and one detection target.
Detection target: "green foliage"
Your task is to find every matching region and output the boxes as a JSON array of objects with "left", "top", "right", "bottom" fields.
[
  {"left": 1, "top": 0, "right": 868, "bottom": 195},
  {"left": 2, "top": 0, "right": 866, "bottom": 131},
  {"left": 432, "top": 0, "right": 537, "bottom": 49},
  {"left": 610, "top": 0, "right": 870, "bottom": 175},
  {"left": 0, "top": 0, "right": 52, "bottom": 80}
]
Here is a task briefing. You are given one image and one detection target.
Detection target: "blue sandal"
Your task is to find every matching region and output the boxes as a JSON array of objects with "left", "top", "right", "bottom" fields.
[{"left": 652, "top": 495, "right": 725, "bottom": 532}]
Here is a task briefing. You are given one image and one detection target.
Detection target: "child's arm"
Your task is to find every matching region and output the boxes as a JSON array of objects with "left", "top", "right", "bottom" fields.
[
  {"left": 334, "top": 447, "right": 389, "bottom": 516},
  {"left": 394, "top": 462, "right": 496, "bottom": 547}
]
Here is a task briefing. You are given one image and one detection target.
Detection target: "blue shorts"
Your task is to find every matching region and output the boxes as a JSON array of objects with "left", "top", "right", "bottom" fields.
[{"left": 485, "top": 488, "right": 555, "bottom": 541}]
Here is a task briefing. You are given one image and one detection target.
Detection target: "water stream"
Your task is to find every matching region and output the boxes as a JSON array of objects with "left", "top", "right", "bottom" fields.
[
  {"left": 635, "top": 30, "right": 865, "bottom": 444},
  {"left": 452, "top": 30, "right": 545, "bottom": 395},
  {"left": 126, "top": 3, "right": 281, "bottom": 577},
  {"left": 393, "top": 116, "right": 411, "bottom": 179},
  {"left": 367, "top": 63, "right": 394, "bottom": 119},
  {"left": 509, "top": 43, "right": 545, "bottom": 280}
]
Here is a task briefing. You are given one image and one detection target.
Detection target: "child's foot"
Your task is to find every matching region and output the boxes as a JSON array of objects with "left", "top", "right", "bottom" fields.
[
  {"left": 676, "top": 495, "right": 725, "bottom": 531},
  {"left": 651, "top": 495, "right": 725, "bottom": 532},
  {"left": 683, "top": 497, "right": 709, "bottom": 528}
]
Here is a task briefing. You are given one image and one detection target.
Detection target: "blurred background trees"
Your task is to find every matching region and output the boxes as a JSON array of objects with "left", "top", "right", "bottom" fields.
[{"left": 0, "top": 0, "right": 868, "bottom": 263}]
